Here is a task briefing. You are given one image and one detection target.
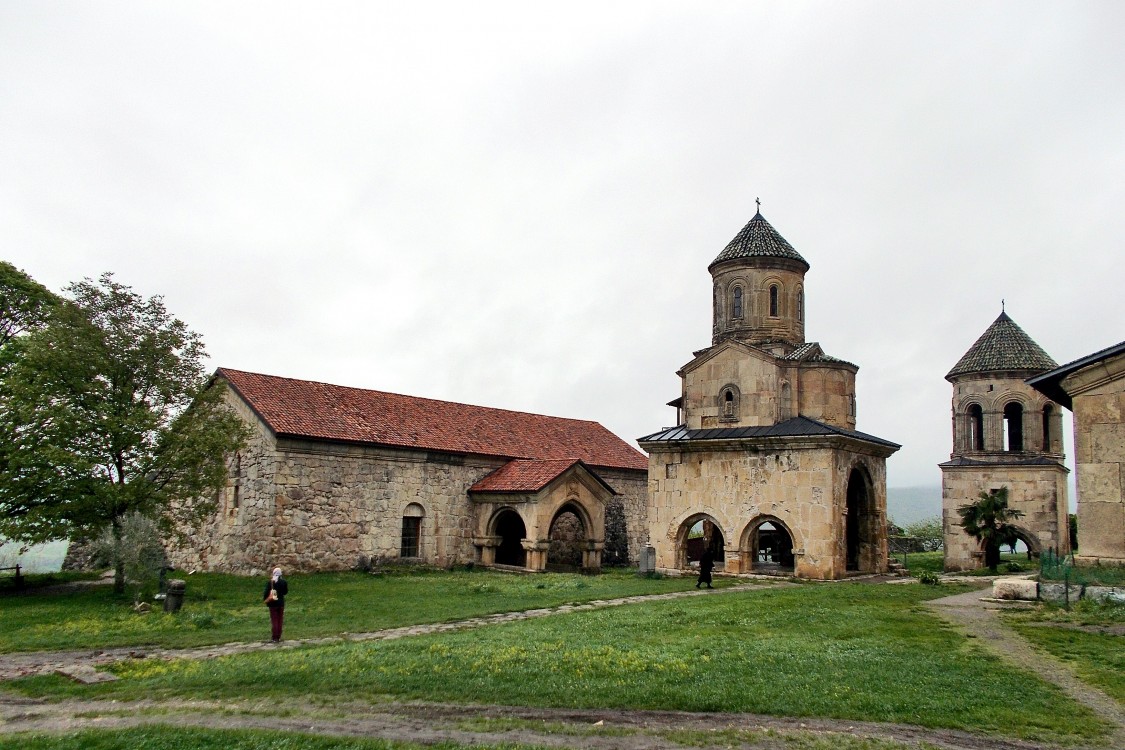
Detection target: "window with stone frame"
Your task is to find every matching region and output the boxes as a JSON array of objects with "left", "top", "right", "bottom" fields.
[
  {"left": 731, "top": 286, "right": 744, "bottom": 319},
  {"left": 400, "top": 503, "right": 425, "bottom": 558},
  {"left": 968, "top": 403, "right": 984, "bottom": 451},
  {"left": 769, "top": 284, "right": 780, "bottom": 317},
  {"left": 796, "top": 288, "right": 804, "bottom": 323},
  {"left": 720, "top": 385, "right": 740, "bottom": 422}
]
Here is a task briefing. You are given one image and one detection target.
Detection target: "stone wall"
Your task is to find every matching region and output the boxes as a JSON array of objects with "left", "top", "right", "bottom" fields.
[
  {"left": 645, "top": 440, "right": 889, "bottom": 580},
  {"left": 1061, "top": 350, "right": 1125, "bottom": 565},
  {"left": 941, "top": 463, "right": 1070, "bottom": 572},
  {"left": 170, "top": 392, "right": 652, "bottom": 573}
]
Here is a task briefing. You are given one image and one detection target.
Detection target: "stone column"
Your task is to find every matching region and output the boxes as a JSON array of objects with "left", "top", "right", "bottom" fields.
[{"left": 473, "top": 536, "right": 500, "bottom": 566}]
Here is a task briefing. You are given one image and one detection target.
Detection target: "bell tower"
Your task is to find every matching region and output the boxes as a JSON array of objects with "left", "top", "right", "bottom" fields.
[{"left": 940, "top": 309, "right": 1070, "bottom": 570}]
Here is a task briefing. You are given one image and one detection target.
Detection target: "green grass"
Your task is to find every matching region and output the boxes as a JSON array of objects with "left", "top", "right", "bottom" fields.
[
  {"left": 0, "top": 568, "right": 727, "bottom": 653},
  {"left": 0, "top": 725, "right": 941, "bottom": 750},
  {"left": 1004, "top": 601, "right": 1125, "bottom": 704},
  {"left": 9, "top": 583, "right": 1108, "bottom": 746},
  {"left": 902, "top": 552, "right": 943, "bottom": 575},
  {"left": 0, "top": 727, "right": 545, "bottom": 750}
]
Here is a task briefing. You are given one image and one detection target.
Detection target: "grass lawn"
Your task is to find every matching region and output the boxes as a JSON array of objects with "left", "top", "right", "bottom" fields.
[
  {"left": 0, "top": 727, "right": 541, "bottom": 750},
  {"left": 1004, "top": 600, "right": 1125, "bottom": 704},
  {"left": 0, "top": 725, "right": 940, "bottom": 750},
  {"left": 9, "top": 582, "right": 1110, "bottom": 746},
  {"left": 0, "top": 568, "right": 729, "bottom": 653}
]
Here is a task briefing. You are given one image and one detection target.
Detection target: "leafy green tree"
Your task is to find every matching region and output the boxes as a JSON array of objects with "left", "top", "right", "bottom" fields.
[
  {"left": 958, "top": 487, "right": 1023, "bottom": 572},
  {"left": 0, "top": 273, "right": 248, "bottom": 593},
  {"left": 0, "top": 261, "right": 61, "bottom": 352},
  {"left": 903, "top": 516, "right": 944, "bottom": 552}
]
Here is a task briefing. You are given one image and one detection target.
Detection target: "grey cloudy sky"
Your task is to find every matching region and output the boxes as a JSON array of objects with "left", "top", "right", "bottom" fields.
[{"left": 2, "top": 1, "right": 1122, "bottom": 493}]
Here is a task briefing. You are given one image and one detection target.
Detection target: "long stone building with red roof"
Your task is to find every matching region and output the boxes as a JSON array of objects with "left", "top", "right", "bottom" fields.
[{"left": 170, "top": 368, "right": 649, "bottom": 573}]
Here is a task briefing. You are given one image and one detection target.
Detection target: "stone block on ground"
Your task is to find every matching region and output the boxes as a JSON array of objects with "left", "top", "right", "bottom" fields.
[
  {"left": 1038, "top": 581, "right": 1080, "bottom": 604},
  {"left": 1083, "top": 586, "right": 1125, "bottom": 605},
  {"left": 992, "top": 577, "right": 1038, "bottom": 601},
  {"left": 55, "top": 666, "right": 119, "bottom": 684}
]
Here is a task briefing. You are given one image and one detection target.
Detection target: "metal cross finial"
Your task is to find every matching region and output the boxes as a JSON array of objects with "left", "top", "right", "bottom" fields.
[
  {"left": 755, "top": 197, "right": 761, "bottom": 213},
  {"left": 1002, "top": 298, "right": 1005, "bottom": 312}
]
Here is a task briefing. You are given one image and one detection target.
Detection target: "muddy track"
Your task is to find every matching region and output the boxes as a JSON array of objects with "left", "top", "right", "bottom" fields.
[{"left": 0, "top": 693, "right": 1080, "bottom": 750}]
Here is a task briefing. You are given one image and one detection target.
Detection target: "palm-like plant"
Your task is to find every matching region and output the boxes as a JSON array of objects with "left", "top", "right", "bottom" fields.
[{"left": 958, "top": 487, "right": 1024, "bottom": 572}]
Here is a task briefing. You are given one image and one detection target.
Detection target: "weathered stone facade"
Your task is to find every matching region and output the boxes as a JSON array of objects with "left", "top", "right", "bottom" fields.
[
  {"left": 640, "top": 211, "right": 899, "bottom": 580},
  {"left": 1029, "top": 341, "right": 1125, "bottom": 566},
  {"left": 170, "top": 370, "right": 648, "bottom": 574},
  {"left": 939, "top": 311, "right": 1070, "bottom": 571}
]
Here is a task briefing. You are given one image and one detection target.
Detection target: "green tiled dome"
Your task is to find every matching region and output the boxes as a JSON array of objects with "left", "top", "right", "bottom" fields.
[{"left": 946, "top": 312, "right": 1057, "bottom": 380}]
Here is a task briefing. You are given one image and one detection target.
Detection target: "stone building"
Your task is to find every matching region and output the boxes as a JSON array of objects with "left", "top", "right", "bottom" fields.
[
  {"left": 939, "top": 311, "right": 1070, "bottom": 571},
  {"left": 1029, "top": 340, "right": 1125, "bottom": 566},
  {"left": 170, "top": 369, "right": 648, "bottom": 574},
  {"left": 639, "top": 211, "right": 900, "bottom": 580}
]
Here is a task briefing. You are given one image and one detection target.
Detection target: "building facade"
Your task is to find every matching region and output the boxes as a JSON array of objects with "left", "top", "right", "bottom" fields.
[
  {"left": 940, "top": 311, "right": 1070, "bottom": 570},
  {"left": 1029, "top": 340, "right": 1125, "bottom": 566},
  {"left": 170, "top": 369, "right": 649, "bottom": 574},
  {"left": 639, "top": 211, "right": 899, "bottom": 580}
]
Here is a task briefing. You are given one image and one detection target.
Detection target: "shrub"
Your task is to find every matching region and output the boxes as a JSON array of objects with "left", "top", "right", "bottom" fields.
[{"left": 917, "top": 571, "right": 941, "bottom": 586}]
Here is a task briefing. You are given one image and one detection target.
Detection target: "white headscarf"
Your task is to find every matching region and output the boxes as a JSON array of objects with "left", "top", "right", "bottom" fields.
[{"left": 272, "top": 567, "right": 282, "bottom": 582}]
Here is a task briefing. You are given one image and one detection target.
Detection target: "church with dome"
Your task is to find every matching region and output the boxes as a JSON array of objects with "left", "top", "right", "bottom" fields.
[{"left": 639, "top": 210, "right": 900, "bottom": 579}]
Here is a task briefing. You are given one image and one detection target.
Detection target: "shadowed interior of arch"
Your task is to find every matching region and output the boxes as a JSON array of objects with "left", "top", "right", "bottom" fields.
[
  {"left": 547, "top": 504, "right": 586, "bottom": 571},
  {"left": 493, "top": 509, "right": 527, "bottom": 567}
]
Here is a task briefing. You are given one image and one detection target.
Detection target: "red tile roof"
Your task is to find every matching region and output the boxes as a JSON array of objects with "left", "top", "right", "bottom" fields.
[
  {"left": 218, "top": 368, "right": 648, "bottom": 472},
  {"left": 469, "top": 459, "right": 587, "bottom": 493}
]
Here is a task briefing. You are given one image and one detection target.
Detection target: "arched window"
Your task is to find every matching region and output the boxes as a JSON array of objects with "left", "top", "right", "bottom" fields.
[
  {"left": 796, "top": 289, "right": 804, "bottom": 323},
  {"left": 1042, "top": 404, "right": 1054, "bottom": 452},
  {"left": 720, "top": 385, "right": 740, "bottom": 421},
  {"left": 969, "top": 404, "right": 984, "bottom": 451},
  {"left": 1003, "top": 402, "right": 1024, "bottom": 452},
  {"left": 731, "top": 286, "right": 743, "bottom": 318},
  {"left": 401, "top": 503, "right": 425, "bottom": 558},
  {"left": 769, "top": 285, "right": 779, "bottom": 317}
]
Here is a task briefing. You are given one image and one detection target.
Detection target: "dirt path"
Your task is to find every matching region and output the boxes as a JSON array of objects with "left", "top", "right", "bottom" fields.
[
  {"left": 0, "top": 694, "right": 1076, "bottom": 750},
  {"left": 926, "top": 588, "right": 1125, "bottom": 748},
  {"left": 0, "top": 582, "right": 1118, "bottom": 750}
]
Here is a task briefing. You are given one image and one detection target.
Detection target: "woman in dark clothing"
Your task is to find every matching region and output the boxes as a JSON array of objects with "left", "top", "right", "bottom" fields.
[
  {"left": 263, "top": 567, "right": 289, "bottom": 641},
  {"left": 696, "top": 549, "right": 714, "bottom": 589}
]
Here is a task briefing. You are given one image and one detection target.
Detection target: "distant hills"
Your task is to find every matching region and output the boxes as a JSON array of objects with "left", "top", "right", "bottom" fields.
[{"left": 887, "top": 486, "right": 942, "bottom": 526}]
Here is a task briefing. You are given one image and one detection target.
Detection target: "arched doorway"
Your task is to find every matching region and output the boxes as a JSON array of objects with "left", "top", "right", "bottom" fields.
[
  {"left": 493, "top": 509, "right": 527, "bottom": 567},
  {"left": 845, "top": 467, "right": 875, "bottom": 573},
  {"left": 676, "top": 515, "right": 725, "bottom": 570},
  {"left": 547, "top": 503, "right": 586, "bottom": 571},
  {"left": 744, "top": 517, "right": 795, "bottom": 574}
]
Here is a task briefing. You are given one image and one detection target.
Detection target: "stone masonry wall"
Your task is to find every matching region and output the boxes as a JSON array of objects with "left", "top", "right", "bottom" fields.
[{"left": 941, "top": 463, "right": 1070, "bottom": 572}]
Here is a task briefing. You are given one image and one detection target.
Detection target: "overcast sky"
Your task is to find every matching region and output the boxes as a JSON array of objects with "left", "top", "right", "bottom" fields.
[{"left": 2, "top": 1, "right": 1122, "bottom": 494}]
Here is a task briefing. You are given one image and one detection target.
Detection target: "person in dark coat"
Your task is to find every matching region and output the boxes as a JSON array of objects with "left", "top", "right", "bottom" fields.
[
  {"left": 263, "top": 567, "right": 289, "bottom": 641},
  {"left": 696, "top": 548, "right": 714, "bottom": 589}
]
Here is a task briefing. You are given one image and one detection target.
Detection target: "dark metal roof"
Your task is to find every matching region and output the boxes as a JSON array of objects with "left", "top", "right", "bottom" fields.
[
  {"left": 945, "top": 311, "right": 1057, "bottom": 380},
  {"left": 1027, "top": 339, "right": 1125, "bottom": 409},
  {"left": 638, "top": 415, "right": 899, "bottom": 450},
  {"left": 709, "top": 212, "right": 810, "bottom": 271}
]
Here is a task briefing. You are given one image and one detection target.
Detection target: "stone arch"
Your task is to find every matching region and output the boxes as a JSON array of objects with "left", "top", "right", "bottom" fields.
[
  {"left": 672, "top": 513, "right": 726, "bottom": 571},
  {"left": 962, "top": 401, "right": 985, "bottom": 451},
  {"left": 547, "top": 500, "right": 591, "bottom": 571},
  {"left": 845, "top": 464, "right": 877, "bottom": 572},
  {"left": 399, "top": 502, "right": 425, "bottom": 558},
  {"left": 489, "top": 507, "right": 528, "bottom": 567},
  {"left": 739, "top": 515, "right": 797, "bottom": 574}
]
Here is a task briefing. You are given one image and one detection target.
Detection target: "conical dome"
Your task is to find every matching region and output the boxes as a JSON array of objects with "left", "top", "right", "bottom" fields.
[
  {"left": 709, "top": 212, "right": 809, "bottom": 271},
  {"left": 946, "top": 311, "right": 1057, "bottom": 380}
]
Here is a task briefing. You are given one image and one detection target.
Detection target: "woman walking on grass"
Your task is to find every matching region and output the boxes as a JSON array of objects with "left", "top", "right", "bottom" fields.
[{"left": 263, "top": 567, "right": 288, "bottom": 642}]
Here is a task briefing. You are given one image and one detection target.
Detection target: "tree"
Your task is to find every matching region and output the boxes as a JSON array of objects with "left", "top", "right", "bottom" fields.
[
  {"left": 0, "top": 261, "right": 61, "bottom": 352},
  {"left": 0, "top": 273, "right": 248, "bottom": 593},
  {"left": 903, "top": 516, "right": 944, "bottom": 552},
  {"left": 957, "top": 488, "right": 1024, "bottom": 572}
]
